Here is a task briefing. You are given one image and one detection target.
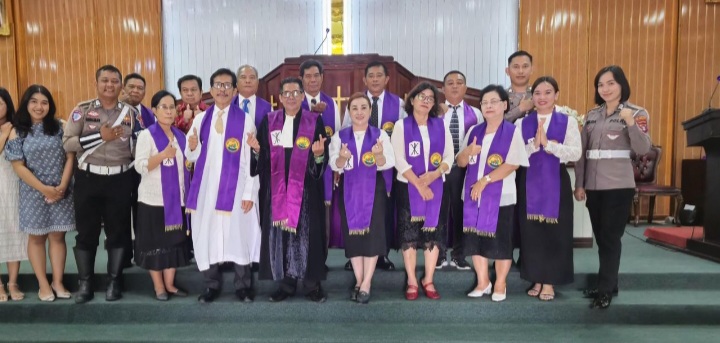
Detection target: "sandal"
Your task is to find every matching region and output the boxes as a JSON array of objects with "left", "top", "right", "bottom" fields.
[
  {"left": 0, "top": 284, "right": 7, "bottom": 302},
  {"left": 527, "top": 283, "right": 542, "bottom": 297},
  {"left": 539, "top": 285, "right": 555, "bottom": 301},
  {"left": 7, "top": 283, "right": 24, "bottom": 301}
]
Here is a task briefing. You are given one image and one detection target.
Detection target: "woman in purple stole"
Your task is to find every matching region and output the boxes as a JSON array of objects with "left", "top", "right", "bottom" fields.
[
  {"left": 457, "top": 85, "right": 529, "bottom": 302},
  {"left": 329, "top": 93, "right": 395, "bottom": 304},
  {"left": 391, "top": 82, "right": 454, "bottom": 301},
  {"left": 133, "top": 91, "right": 190, "bottom": 301},
  {"left": 516, "top": 77, "right": 581, "bottom": 301}
]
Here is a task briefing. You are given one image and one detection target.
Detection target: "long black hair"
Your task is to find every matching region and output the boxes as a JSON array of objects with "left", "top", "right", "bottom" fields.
[
  {"left": 14, "top": 85, "right": 60, "bottom": 137},
  {"left": 0, "top": 87, "right": 16, "bottom": 124}
]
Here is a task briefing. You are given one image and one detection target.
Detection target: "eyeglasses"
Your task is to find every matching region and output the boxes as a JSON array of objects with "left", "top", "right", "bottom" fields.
[
  {"left": 480, "top": 99, "right": 503, "bottom": 107},
  {"left": 416, "top": 93, "right": 435, "bottom": 103},
  {"left": 155, "top": 105, "right": 176, "bottom": 111},
  {"left": 281, "top": 90, "right": 303, "bottom": 98},
  {"left": 212, "top": 82, "right": 234, "bottom": 90}
]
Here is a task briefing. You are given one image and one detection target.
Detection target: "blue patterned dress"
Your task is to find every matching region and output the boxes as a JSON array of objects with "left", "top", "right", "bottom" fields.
[{"left": 4, "top": 123, "right": 75, "bottom": 235}]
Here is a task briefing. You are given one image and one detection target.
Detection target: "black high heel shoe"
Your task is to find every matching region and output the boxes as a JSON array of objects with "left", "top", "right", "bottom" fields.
[{"left": 589, "top": 293, "right": 612, "bottom": 309}]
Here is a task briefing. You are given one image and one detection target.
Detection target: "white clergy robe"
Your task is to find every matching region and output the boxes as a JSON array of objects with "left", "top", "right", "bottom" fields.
[{"left": 184, "top": 105, "right": 261, "bottom": 271}]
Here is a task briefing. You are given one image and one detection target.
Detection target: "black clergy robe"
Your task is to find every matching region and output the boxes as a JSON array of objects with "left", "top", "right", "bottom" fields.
[{"left": 252, "top": 110, "right": 329, "bottom": 283}]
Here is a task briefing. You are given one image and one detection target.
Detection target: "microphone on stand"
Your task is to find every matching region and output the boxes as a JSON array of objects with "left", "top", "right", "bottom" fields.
[
  {"left": 314, "top": 28, "right": 331, "bottom": 55},
  {"left": 707, "top": 75, "right": 720, "bottom": 111}
]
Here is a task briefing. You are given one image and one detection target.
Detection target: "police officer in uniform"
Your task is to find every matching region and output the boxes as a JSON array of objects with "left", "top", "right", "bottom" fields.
[
  {"left": 63, "top": 65, "right": 138, "bottom": 303},
  {"left": 505, "top": 50, "right": 535, "bottom": 123},
  {"left": 574, "top": 65, "right": 651, "bottom": 309}
]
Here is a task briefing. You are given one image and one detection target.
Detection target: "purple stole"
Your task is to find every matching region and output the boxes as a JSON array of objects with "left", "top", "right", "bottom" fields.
[
  {"left": 138, "top": 105, "right": 156, "bottom": 129},
  {"left": 185, "top": 105, "right": 246, "bottom": 214},
  {"left": 521, "top": 111, "right": 568, "bottom": 223},
  {"left": 302, "top": 92, "right": 335, "bottom": 205},
  {"left": 339, "top": 126, "right": 381, "bottom": 235},
  {"left": 148, "top": 124, "right": 190, "bottom": 231},
  {"left": 232, "top": 95, "right": 272, "bottom": 129},
  {"left": 268, "top": 109, "right": 318, "bottom": 233},
  {"left": 403, "top": 116, "right": 445, "bottom": 231},
  {"left": 463, "top": 121, "right": 516, "bottom": 236},
  {"left": 462, "top": 102, "right": 478, "bottom": 134},
  {"left": 380, "top": 92, "right": 400, "bottom": 196}
]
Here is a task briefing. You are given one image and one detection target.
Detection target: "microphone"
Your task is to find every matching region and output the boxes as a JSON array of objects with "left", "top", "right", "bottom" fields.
[
  {"left": 314, "top": 28, "right": 330, "bottom": 55},
  {"left": 708, "top": 75, "right": 720, "bottom": 110}
]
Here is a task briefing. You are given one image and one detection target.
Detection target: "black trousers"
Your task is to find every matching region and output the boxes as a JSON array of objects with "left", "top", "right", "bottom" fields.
[
  {"left": 585, "top": 188, "right": 635, "bottom": 295},
  {"left": 278, "top": 276, "right": 321, "bottom": 294},
  {"left": 202, "top": 263, "right": 252, "bottom": 290},
  {"left": 439, "top": 166, "right": 466, "bottom": 260},
  {"left": 74, "top": 168, "right": 133, "bottom": 251},
  {"left": 383, "top": 172, "right": 397, "bottom": 255}
]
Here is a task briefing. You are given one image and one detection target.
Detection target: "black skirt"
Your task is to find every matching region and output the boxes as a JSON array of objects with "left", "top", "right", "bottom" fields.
[
  {"left": 339, "top": 173, "right": 387, "bottom": 258},
  {"left": 464, "top": 205, "right": 515, "bottom": 260},
  {"left": 395, "top": 181, "right": 448, "bottom": 251},
  {"left": 518, "top": 166, "right": 574, "bottom": 285},
  {"left": 134, "top": 203, "right": 191, "bottom": 271}
]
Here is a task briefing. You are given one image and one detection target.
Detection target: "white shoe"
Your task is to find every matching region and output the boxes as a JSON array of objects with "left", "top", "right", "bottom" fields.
[
  {"left": 467, "top": 282, "right": 492, "bottom": 298},
  {"left": 491, "top": 287, "right": 507, "bottom": 302}
]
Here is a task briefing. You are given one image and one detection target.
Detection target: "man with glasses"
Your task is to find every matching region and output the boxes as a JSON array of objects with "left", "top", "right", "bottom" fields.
[
  {"left": 233, "top": 64, "right": 272, "bottom": 129},
  {"left": 175, "top": 74, "right": 208, "bottom": 134},
  {"left": 249, "top": 77, "right": 330, "bottom": 303},
  {"left": 505, "top": 50, "right": 535, "bottom": 123},
  {"left": 185, "top": 68, "right": 261, "bottom": 303}
]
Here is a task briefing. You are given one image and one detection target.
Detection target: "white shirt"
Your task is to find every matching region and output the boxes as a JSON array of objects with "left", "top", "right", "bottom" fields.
[
  {"left": 515, "top": 113, "right": 582, "bottom": 163},
  {"left": 134, "top": 130, "right": 187, "bottom": 206},
  {"left": 236, "top": 94, "right": 257, "bottom": 117},
  {"left": 460, "top": 124, "right": 530, "bottom": 206},
  {"left": 441, "top": 100, "right": 483, "bottom": 137},
  {"left": 329, "top": 129, "right": 395, "bottom": 173},
  {"left": 341, "top": 90, "right": 407, "bottom": 128},
  {"left": 305, "top": 92, "right": 341, "bottom": 135},
  {"left": 391, "top": 118, "right": 454, "bottom": 183}
]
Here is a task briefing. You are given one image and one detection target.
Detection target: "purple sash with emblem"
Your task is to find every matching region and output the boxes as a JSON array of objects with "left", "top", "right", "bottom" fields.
[
  {"left": 302, "top": 92, "right": 335, "bottom": 205},
  {"left": 148, "top": 123, "right": 190, "bottom": 231},
  {"left": 404, "top": 116, "right": 445, "bottom": 231},
  {"left": 139, "top": 105, "right": 156, "bottom": 129},
  {"left": 268, "top": 109, "right": 318, "bottom": 233},
  {"left": 185, "top": 104, "right": 246, "bottom": 214},
  {"left": 521, "top": 111, "right": 568, "bottom": 223},
  {"left": 380, "top": 92, "right": 400, "bottom": 195},
  {"left": 340, "top": 126, "right": 381, "bottom": 235},
  {"left": 462, "top": 102, "right": 478, "bottom": 134},
  {"left": 463, "top": 121, "right": 515, "bottom": 236}
]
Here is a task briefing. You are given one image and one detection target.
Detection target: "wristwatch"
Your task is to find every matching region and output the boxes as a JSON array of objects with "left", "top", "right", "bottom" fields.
[{"left": 484, "top": 175, "right": 492, "bottom": 183}]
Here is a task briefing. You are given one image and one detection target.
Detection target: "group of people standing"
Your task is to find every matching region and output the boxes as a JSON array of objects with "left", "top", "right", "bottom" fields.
[{"left": 0, "top": 50, "right": 651, "bottom": 310}]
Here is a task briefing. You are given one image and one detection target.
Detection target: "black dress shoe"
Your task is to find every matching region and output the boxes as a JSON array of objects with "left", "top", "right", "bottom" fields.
[
  {"left": 269, "top": 289, "right": 292, "bottom": 302},
  {"left": 168, "top": 287, "right": 188, "bottom": 297},
  {"left": 344, "top": 260, "right": 353, "bottom": 271},
  {"left": 197, "top": 288, "right": 220, "bottom": 303},
  {"left": 305, "top": 288, "right": 327, "bottom": 303},
  {"left": 155, "top": 292, "right": 169, "bottom": 301},
  {"left": 376, "top": 256, "right": 395, "bottom": 271},
  {"left": 357, "top": 291, "right": 370, "bottom": 304},
  {"left": 582, "top": 287, "right": 619, "bottom": 298},
  {"left": 235, "top": 288, "right": 254, "bottom": 303},
  {"left": 589, "top": 293, "right": 612, "bottom": 309}
]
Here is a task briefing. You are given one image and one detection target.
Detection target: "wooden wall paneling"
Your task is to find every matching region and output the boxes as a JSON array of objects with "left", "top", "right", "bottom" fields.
[{"left": 0, "top": 0, "right": 18, "bottom": 103}]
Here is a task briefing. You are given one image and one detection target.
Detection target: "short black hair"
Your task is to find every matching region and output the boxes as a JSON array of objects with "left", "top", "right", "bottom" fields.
[
  {"left": 443, "top": 70, "right": 466, "bottom": 83},
  {"left": 593, "top": 65, "right": 631, "bottom": 105},
  {"left": 507, "top": 51, "right": 533, "bottom": 65},
  {"left": 150, "top": 90, "right": 176, "bottom": 109},
  {"left": 279, "top": 77, "right": 304, "bottom": 93},
  {"left": 209, "top": 68, "right": 237, "bottom": 88},
  {"left": 364, "top": 61, "right": 388, "bottom": 76},
  {"left": 177, "top": 74, "right": 203, "bottom": 92},
  {"left": 478, "top": 84, "right": 511, "bottom": 114},
  {"left": 299, "top": 59, "right": 323, "bottom": 77},
  {"left": 531, "top": 76, "right": 560, "bottom": 93},
  {"left": 123, "top": 73, "right": 146, "bottom": 86},
  {"left": 96, "top": 65, "right": 122, "bottom": 81},
  {"left": 404, "top": 82, "right": 440, "bottom": 118},
  {"left": 14, "top": 84, "right": 60, "bottom": 137},
  {"left": 0, "top": 87, "right": 16, "bottom": 125}
]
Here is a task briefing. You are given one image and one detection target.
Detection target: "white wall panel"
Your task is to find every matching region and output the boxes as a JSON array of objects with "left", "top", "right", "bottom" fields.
[
  {"left": 162, "top": 0, "right": 325, "bottom": 96},
  {"left": 350, "top": 0, "right": 519, "bottom": 88}
]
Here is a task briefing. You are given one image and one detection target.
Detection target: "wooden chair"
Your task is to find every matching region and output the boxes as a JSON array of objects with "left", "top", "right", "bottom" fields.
[{"left": 631, "top": 146, "right": 683, "bottom": 226}]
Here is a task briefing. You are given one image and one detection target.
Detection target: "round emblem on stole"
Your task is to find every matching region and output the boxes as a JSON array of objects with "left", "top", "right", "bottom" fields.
[
  {"left": 296, "top": 136, "right": 311, "bottom": 150},
  {"left": 362, "top": 152, "right": 376, "bottom": 167},
  {"left": 185, "top": 159, "right": 194, "bottom": 171},
  {"left": 325, "top": 126, "right": 334, "bottom": 137},
  {"left": 487, "top": 154, "right": 504, "bottom": 169},
  {"left": 382, "top": 122, "right": 394, "bottom": 134},
  {"left": 430, "top": 152, "right": 442, "bottom": 168},
  {"left": 225, "top": 138, "right": 241, "bottom": 153}
]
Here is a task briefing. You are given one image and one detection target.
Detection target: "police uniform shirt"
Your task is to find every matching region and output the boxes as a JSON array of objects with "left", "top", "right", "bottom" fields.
[
  {"left": 341, "top": 90, "right": 407, "bottom": 128},
  {"left": 505, "top": 87, "right": 533, "bottom": 123}
]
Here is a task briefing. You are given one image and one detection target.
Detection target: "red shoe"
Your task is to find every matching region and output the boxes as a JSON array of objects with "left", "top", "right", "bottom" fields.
[
  {"left": 405, "top": 284, "right": 419, "bottom": 301},
  {"left": 421, "top": 281, "right": 441, "bottom": 300}
]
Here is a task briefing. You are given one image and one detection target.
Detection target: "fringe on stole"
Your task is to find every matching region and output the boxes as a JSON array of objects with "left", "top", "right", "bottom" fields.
[
  {"left": 164, "top": 224, "right": 183, "bottom": 232},
  {"left": 527, "top": 214, "right": 559, "bottom": 224},
  {"left": 462, "top": 227, "right": 496, "bottom": 238},
  {"left": 348, "top": 228, "right": 370, "bottom": 236}
]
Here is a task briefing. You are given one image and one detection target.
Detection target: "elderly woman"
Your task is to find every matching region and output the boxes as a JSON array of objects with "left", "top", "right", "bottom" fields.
[
  {"left": 5, "top": 85, "right": 75, "bottom": 302},
  {"left": 516, "top": 76, "right": 582, "bottom": 301},
  {"left": 456, "top": 85, "right": 529, "bottom": 302},
  {"left": 133, "top": 90, "right": 191, "bottom": 301},
  {"left": 0, "top": 87, "right": 27, "bottom": 302},
  {"left": 391, "top": 82, "right": 453, "bottom": 300},
  {"left": 574, "top": 66, "right": 651, "bottom": 309},
  {"left": 329, "top": 92, "right": 395, "bottom": 304}
]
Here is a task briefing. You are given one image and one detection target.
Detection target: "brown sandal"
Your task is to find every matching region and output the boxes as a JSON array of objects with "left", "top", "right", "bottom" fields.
[
  {"left": 539, "top": 285, "right": 555, "bottom": 301},
  {"left": 527, "top": 283, "right": 542, "bottom": 297}
]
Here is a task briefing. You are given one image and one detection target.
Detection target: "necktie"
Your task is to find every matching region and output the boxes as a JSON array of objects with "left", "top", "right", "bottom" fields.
[
  {"left": 215, "top": 109, "right": 225, "bottom": 134},
  {"left": 450, "top": 105, "right": 460, "bottom": 155},
  {"left": 242, "top": 99, "right": 250, "bottom": 113},
  {"left": 370, "top": 96, "right": 379, "bottom": 128}
]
